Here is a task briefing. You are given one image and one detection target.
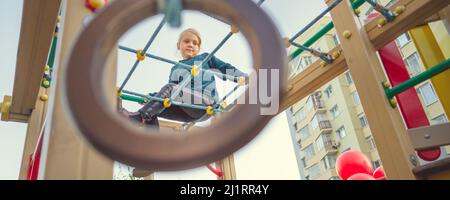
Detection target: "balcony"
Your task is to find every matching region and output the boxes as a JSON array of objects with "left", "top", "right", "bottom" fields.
[
  {"left": 324, "top": 140, "right": 339, "bottom": 155},
  {"left": 318, "top": 120, "right": 332, "bottom": 134},
  {"left": 313, "top": 100, "right": 326, "bottom": 113}
]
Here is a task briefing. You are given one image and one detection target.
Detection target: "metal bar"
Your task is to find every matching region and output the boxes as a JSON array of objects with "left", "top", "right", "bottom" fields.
[
  {"left": 289, "top": 0, "right": 342, "bottom": 42},
  {"left": 364, "top": 0, "right": 395, "bottom": 22},
  {"left": 291, "top": 41, "right": 333, "bottom": 64},
  {"left": 409, "top": 123, "right": 450, "bottom": 151},
  {"left": 385, "top": 58, "right": 450, "bottom": 99},
  {"left": 289, "top": 0, "right": 366, "bottom": 61}
]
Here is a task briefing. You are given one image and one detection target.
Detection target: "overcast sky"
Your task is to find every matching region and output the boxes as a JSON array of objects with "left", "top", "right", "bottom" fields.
[{"left": 0, "top": 0, "right": 328, "bottom": 180}]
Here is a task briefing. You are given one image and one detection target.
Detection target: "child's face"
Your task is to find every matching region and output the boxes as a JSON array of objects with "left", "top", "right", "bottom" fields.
[{"left": 178, "top": 32, "right": 200, "bottom": 59}]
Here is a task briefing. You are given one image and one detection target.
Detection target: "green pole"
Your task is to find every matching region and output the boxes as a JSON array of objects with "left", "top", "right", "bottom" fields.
[
  {"left": 121, "top": 94, "right": 146, "bottom": 104},
  {"left": 289, "top": 0, "right": 366, "bottom": 61},
  {"left": 385, "top": 58, "right": 450, "bottom": 99}
]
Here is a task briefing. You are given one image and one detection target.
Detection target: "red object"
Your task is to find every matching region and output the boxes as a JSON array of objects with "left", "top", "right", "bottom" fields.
[
  {"left": 372, "top": 166, "right": 385, "bottom": 179},
  {"left": 336, "top": 150, "right": 373, "bottom": 180},
  {"left": 207, "top": 164, "right": 223, "bottom": 178},
  {"left": 347, "top": 173, "right": 376, "bottom": 180},
  {"left": 85, "top": 0, "right": 108, "bottom": 13},
  {"left": 26, "top": 131, "right": 44, "bottom": 180},
  {"left": 369, "top": 13, "right": 440, "bottom": 161}
]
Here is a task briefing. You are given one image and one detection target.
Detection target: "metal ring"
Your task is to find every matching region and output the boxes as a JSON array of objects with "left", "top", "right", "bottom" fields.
[{"left": 64, "top": 0, "right": 286, "bottom": 171}]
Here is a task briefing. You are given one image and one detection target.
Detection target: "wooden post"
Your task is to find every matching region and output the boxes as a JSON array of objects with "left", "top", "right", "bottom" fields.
[
  {"left": 221, "top": 155, "right": 236, "bottom": 180},
  {"left": 326, "top": 0, "right": 417, "bottom": 179},
  {"left": 18, "top": 87, "right": 48, "bottom": 180},
  {"left": 39, "top": 0, "right": 115, "bottom": 180}
]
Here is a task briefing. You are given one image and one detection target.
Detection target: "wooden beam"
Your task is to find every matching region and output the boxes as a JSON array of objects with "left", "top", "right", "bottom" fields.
[
  {"left": 18, "top": 87, "right": 48, "bottom": 180},
  {"left": 365, "top": 0, "right": 450, "bottom": 50},
  {"left": 327, "top": 0, "right": 417, "bottom": 179},
  {"left": 439, "top": 5, "right": 450, "bottom": 34},
  {"left": 41, "top": 0, "right": 113, "bottom": 180},
  {"left": 409, "top": 123, "right": 450, "bottom": 151},
  {"left": 279, "top": 46, "right": 347, "bottom": 112},
  {"left": 10, "top": 0, "right": 61, "bottom": 118}
]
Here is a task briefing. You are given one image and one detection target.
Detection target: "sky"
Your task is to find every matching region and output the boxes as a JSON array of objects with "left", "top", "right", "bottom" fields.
[{"left": 0, "top": 0, "right": 328, "bottom": 180}]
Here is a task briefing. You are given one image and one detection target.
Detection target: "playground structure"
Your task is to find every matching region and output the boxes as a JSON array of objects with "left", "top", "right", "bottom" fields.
[{"left": 0, "top": 0, "right": 449, "bottom": 180}]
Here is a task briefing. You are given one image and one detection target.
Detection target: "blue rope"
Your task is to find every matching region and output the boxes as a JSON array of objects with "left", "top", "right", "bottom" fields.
[
  {"left": 118, "top": 17, "right": 167, "bottom": 92},
  {"left": 119, "top": 45, "right": 242, "bottom": 82},
  {"left": 201, "top": 32, "right": 234, "bottom": 66},
  {"left": 122, "top": 90, "right": 223, "bottom": 113}
]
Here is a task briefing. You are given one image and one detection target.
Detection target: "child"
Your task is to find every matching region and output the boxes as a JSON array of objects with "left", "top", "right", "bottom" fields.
[{"left": 120, "top": 28, "right": 248, "bottom": 129}]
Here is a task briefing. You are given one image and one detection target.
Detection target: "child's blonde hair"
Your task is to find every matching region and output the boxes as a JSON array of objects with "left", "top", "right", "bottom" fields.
[{"left": 177, "top": 28, "right": 202, "bottom": 49}]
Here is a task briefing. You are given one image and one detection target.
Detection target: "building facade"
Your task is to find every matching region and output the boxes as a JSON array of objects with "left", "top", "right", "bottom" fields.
[{"left": 286, "top": 1, "right": 448, "bottom": 180}]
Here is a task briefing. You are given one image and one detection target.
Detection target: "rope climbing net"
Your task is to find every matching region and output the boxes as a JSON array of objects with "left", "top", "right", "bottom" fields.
[{"left": 117, "top": 10, "right": 254, "bottom": 123}]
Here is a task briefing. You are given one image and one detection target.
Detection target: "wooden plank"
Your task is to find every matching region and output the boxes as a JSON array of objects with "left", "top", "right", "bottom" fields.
[
  {"left": 409, "top": 123, "right": 450, "bottom": 151},
  {"left": 279, "top": 46, "right": 347, "bottom": 112},
  {"left": 439, "top": 5, "right": 450, "bottom": 34},
  {"left": 327, "top": 0, "right": 417, "bottom": 179},
  {"left": 413, "top": 157, "right": 450, "bottom": 180},
  {"left": 10, "top": 0, "right": 61, "bottom": 118},
  {"left": 18, "top": 87, "right": 48, "bottom": 180},
  {"left": 41, "top": 0, "right": 114, "bottom": 180},
  {"left": 221, "top": 155, "right": 236, "bottom": 180},
  {"left": 365, "top": 0, "right": 450, "bottom": 50}
]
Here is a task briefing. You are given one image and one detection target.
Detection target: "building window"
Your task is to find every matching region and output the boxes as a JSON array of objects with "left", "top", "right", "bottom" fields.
[
  {"left": 396, "top": 33, "right": 411, "bottom": 48},
  {"left": 324, "top": 85, "right": 333, "bottom": 99},
  {"left": 309, "top": 164, "right": 321, "bottom": 180},
  {"left": 330, "top": 105, "right": 340, "bottom": 119},
  {"left": 295, "top": 107, "right": 306, "bottom": 122},
  {"left": 321, "top": 158, "right": 328, "bottom": 170},
  {"left": 305, "top": 97, "right": 314, "bottom": 112},
  {"left": 293, "top": 122, "right": 299, "bottom": 131},
  {"left": 301, "top": 157, "right": 307, "bottom": 168},
  {"left": 311, "top": 114, "right": 326, "bottom": 130},
  {"left": 405, "top": 53, "right": 423, "bottom": 76},
  {"left": 332, "top": 34, "right": 340, "bottom": 46},
  {"left": 345, "top": 71, "right": 353, "bottom": 85},
  {"left": 365, "top": 7, "right": 375, "bottom": 17},
  {"left": 327, "top": 155, "right": 337, "bottom": 169},
  {"left": 305, "top": 144, "right": 316, "bottom": 160},
  {"left": 329, "top": 176, "right": 340, "bottom": 180},
  {"left": 351, "top": 91, "right": 361, "bottom": 105},
  {"left": 304, "top": 56, "right": 313, "bottom": 66},
  {"left": 299, "top": 125, "right": 311, "bottom": 140},
  {"left": 336, "top": 126, "right": 347, "bottom": 140},
  {"left": 418, "top": 83, "right": 438, "bottom": 106},
  {"left": 322, "top": 155, "right": 337, "bottom": 170},
  {"left": 358, "top": 113, "right": 369, "bottom": 128},
  {"left": 316, "top": 135, "right": 325, "bottom": 152},
  {"left": 366, "top": 136, "right": 377, "bottom": 150},
  {"left": 431, "top": 114, "right": 448, "bottom": 125}
]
